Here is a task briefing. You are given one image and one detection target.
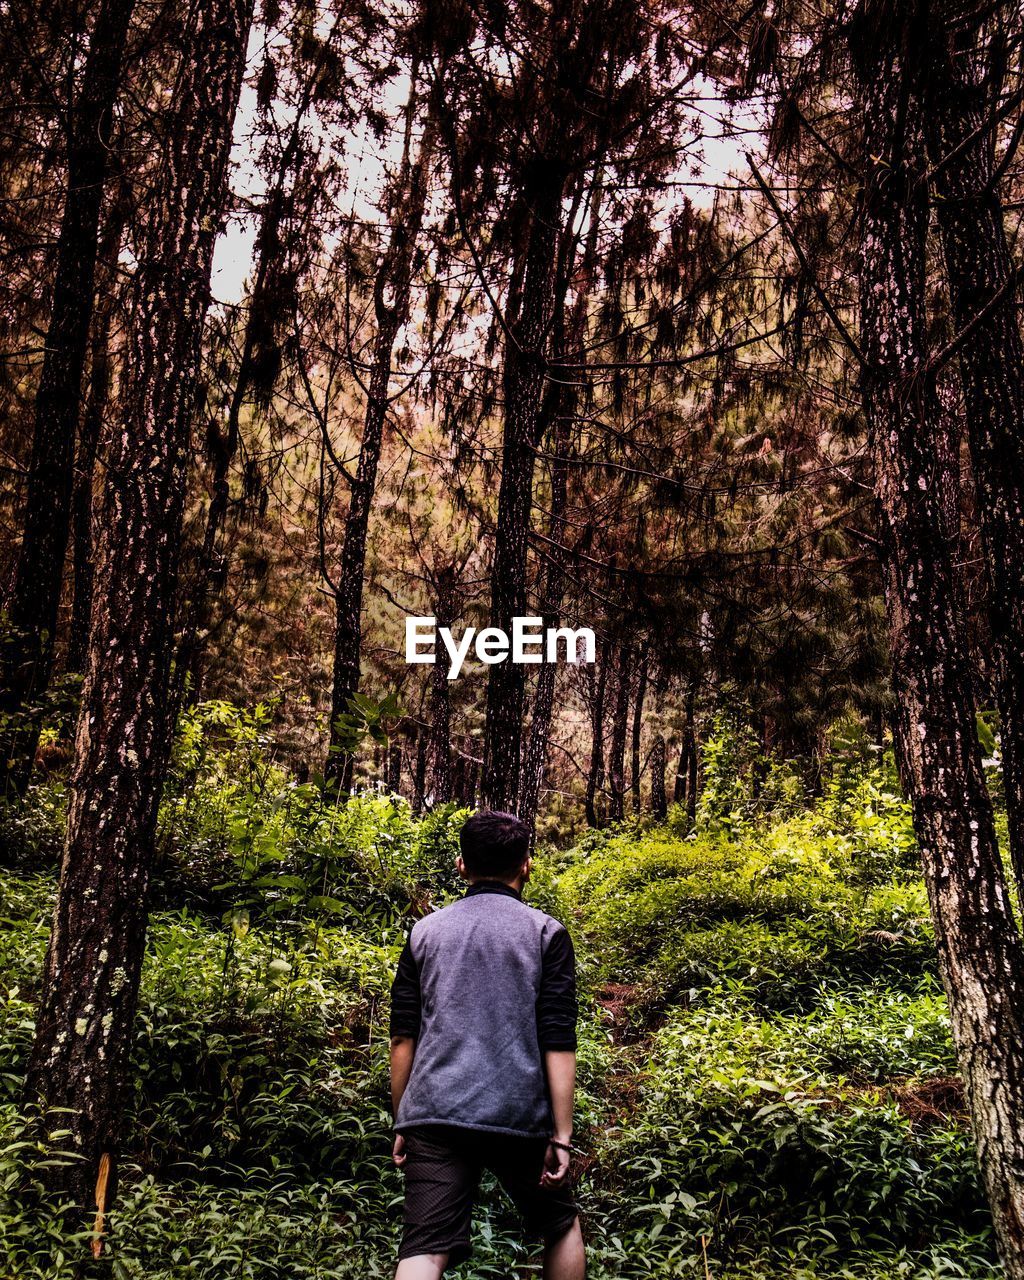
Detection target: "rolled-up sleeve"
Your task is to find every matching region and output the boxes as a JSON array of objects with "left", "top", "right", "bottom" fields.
[
  {"left": 537, "top": 926, "right": 578, "bottom": 1050},
  {"left": 389, "top": 938, "right": 422, "bottom": 1039}
]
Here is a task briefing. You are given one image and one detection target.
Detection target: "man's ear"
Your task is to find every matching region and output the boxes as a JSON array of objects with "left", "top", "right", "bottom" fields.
[
  {"left": 456, "top": 855, "right": 468, "bottom": 879},
  {"left": 522, "top": 856, "right": 533, "bottom": 882}
]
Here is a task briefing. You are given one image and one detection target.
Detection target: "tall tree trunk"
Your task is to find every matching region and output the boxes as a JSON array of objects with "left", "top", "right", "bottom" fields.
[
  {"left": 650, "top": 733, "right": 667, "bottom": 820},
  {"left": 519, "top": 174, "right": 604, "bottom": 831},
  {"left": 66, "top": 197, "right": 127, "bottom": 679},
  {"left": 412, "top": 727, "right": 428, "bottom": 815},
  {"left": 426, "top": 568, "right": 456, "bottom": 807},
  {"left": 0, "top": 0, "right": 136, "bottom": 794},
  {"left": 630, "top": 644, "right": 648, "bottom": 813},
  {"left": 464, "top": 747, "right": 479, "bottom": 808},
  {"left": 584, "top": 640, "right": 609, "bottom": 828},
  {"left": 608, "top": 645, "right": 632, "bottom": 822},
  {"left": 856, "top": 25, "right": 1024, "bottom": 1274},
  {"left": 326, "top": 97, "right": 437, "bottom": 791},
  {"left": 675, "top": 678, "right": 698, "bottom": 825},
  {"left": 25, "top": 0, "right": 253, "bottom": 1211},
  {"left": 387, "top": 741, "right": 402, "bottom": 795},
  {"left": 924, "top": 27, "right": 1024, "bottom": 904},
  {"left": 451, "top": 743, "right": 466, "bottom": 806},
  {"left": 481, "top": 168, "right": 566, "bottom": 812},
  {"left": 518, "top": 397, "right": 571, "bottom": 830}
]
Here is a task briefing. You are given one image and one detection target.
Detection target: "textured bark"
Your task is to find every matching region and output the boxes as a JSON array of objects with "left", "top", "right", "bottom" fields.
[
  {"left": 481, "top": 168, "right": 566, "bottom": 812},
  {"left": 67, "top": 198, "right": 128, "bottom": 678},
  {"left": 25, "top": 0, "right": 253, "bottom": 1209},
  {"left": 326, "top": 102, "right": 437, "bottom": 791},
  {"left": 630, "top": 644, "right": 648, "bottom": 813},
  {"left": 425, "top": 568, "right": 456, "bottom": 807},
  {"left": 519, "top": 177, "right": 603, "bottom": 830},
  {"left": 608, "top": 646, "right": 632, "bottom": 822},
  {"left": 856, "top": 29, "right": 1024, "bottom": 1275},
  {"left": 387, "top": 741, "right": 402, "bottom": 795},
  {"left": 412, "top": 727, "right": 428, "bottom": 815},
  {"left": 0, "top": 0, "right": 136, "bottom": 793},
  {"left": 518, "top": 393, "right": 572, "bottom": 829},
  {"left": 650, "top": 733, "right": 667, "bottom": 820},
  {"left": 464, "top": 749, "right": 479, "bottom": 808},
  {"left": 924, "top": 29, "right": 1024, "bottom": 905},
  {"left": 584, "top": 640, "right": 609, "bottom": 828},
  {"left": 674, "top": 679, "right": 698, "bottom": 825}
]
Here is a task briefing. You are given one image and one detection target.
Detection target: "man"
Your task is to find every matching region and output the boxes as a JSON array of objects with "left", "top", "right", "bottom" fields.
[{"left": 389, "top": 809, "right": 585, "bottom": 1279}]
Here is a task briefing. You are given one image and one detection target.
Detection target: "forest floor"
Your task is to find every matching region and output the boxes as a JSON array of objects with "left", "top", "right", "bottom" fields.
[{"left": 0, "top": 726, "right": 1005, "bottom": 1279}]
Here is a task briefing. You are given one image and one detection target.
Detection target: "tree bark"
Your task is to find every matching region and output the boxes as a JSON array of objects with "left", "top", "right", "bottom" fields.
[
  {"left": 326, "top": 95, "right": 437, "bottom": 792},
  {"left": 425, "top": 568, "right": 456, "bottom": 807},
  {"left": 387, "top": 741, "right": 402, "bottom": 795},
  {"left": 630, "top": 644, "right": 648, "bottom": 813},
  {"left": 608, "top": 645, "right": 632, "bottom": 822},
  {"left": 856, "top": 27, "right": 1024, "bottom": 1274},
  {"left": 518, "top": 385, "right": 572, "bottom": 830},
  {"left": 584, "top": 639, "right": 609, "bottom": 828},
  {"left": 481, "top": 167, "right": 566, "bottom": 812},
  {"left": 519, "top": 174, "right": 604, "bottom": 831},
  {"left": 412, "top": 726, "right": 428, "bottom": 815},
  {"left": 675, "top": 678, "right": 698, "bottom": 824},
  {"left": 66, "top": 196, "right": 128, "bottom": 679},
  {"left": 650, "top": 733, "right": 667, "bottom": 820},
  {"left": 0, "top": 0, "right": 136, "bottom": 794},
  {"left": 25, "top": 0, "right": 253, "bottom": 1209},
  {"left": 924, "top": 27, "right": 1024, "bottom": 904}
]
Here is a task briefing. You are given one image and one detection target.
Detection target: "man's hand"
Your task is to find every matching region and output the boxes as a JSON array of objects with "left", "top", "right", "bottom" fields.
[
  {"left": 393, "top": 1132, "right": 407, "bottom": 1169},
  {"left": 540, "top": 1140, "right": 570, "bottom": 1187}
]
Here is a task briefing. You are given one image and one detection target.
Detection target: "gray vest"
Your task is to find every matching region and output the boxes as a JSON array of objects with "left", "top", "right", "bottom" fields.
[{"left": 395, "top": 890, "right": 563, "bottom": 1137}]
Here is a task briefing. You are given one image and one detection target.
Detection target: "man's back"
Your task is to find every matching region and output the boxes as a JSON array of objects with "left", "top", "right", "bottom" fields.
[{"left": 391, "top": 882, "right": 576, "bottom": 1137}]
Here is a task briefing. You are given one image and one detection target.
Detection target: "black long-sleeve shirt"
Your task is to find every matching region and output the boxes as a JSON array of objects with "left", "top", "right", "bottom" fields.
[{"left": 389, "top": 881, "right": 578, "bottom": 1051}]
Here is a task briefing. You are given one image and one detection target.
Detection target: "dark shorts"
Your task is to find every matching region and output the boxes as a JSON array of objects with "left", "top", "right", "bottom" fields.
[{"left": 397, "top": 1125, "right": 579, "bottom": 1264}]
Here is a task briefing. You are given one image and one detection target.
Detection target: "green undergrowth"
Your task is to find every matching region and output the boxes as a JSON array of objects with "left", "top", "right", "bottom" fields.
[{"left": 0, "top": 711, "right": 999, "bottom": 1278}]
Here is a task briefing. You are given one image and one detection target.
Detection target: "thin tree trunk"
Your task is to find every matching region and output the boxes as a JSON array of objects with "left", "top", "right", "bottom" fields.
[
  {"left": 387, "top": 741, "right": 402, "bottom": 794},
  {"left": 518, "top": 397, "right": 571, "bottom": 829},
  {"left": 25, "top": 0, "right": 253, "bottom": 1210},
  {"left": 650, "top": 733, "right": 667, "bottom": 820},
  {"left": 925, "top": 30, "right": 1024, "bottom": 905},
  {"left": 608, "top": 645, "right": 632, "bottom": 822},
  {"left": 519, "top": 174, "right": 604, "bottom": 831},
  {"left": 584, "top": 640, "right": 609, "bottom": 828},
  {"left": 675, "top": 678, "right": 698, "bottom": 825},
  {"left": 412, "top": 727, "right": 428, "bottom": 815},
  {"left": 857, "top": 30, "right": 1024, "bottom": 1274},
  {"left": 0, "top": 0, "right": 136, "bottom": 794},
  {"left": 481, "top": 168, "right": 566, "bottom": 812},
  {"left": 630, "top": 644, "right": 648, "bottom": 813},
  {"left": 465, "top": 748, "right": 479, "bottom": 808},
  {"left": 426, "top": 568, "right": 455, "bottom": 807},
  {"left": 451, "top": 744, "right": 466, "bottom": 806},
  {"left": 326, "top": 95, "right": 437, "bottom": 791}
]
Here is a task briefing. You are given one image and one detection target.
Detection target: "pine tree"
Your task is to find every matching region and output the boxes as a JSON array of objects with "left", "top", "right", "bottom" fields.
[
  {"left": 0, "top": 0, "right": 136, "bottom": 793},
  {"left": 26, "top": 0, "right": 254, "bottom": 1210}
]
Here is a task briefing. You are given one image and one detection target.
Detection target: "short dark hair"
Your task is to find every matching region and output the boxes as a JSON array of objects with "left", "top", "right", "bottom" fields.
[{"left": 459, "top": 810, "right": 530, "bottom": 879}]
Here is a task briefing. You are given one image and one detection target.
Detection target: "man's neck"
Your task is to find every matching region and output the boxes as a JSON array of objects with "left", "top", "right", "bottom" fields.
[{"left": 465, "top": 878, "right": 524, "bottom": 898}]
